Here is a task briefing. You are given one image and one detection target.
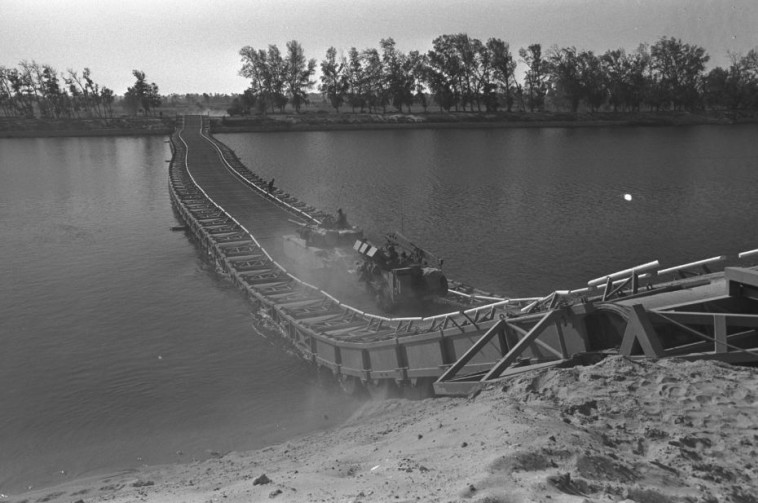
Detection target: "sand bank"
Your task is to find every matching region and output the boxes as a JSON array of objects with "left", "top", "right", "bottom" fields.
[{"left": 9, "top": 356, "right": 757, "bottom": 503}]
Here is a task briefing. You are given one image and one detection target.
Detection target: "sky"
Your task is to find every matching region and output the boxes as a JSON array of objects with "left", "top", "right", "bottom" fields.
[{"left": 1, "top": 0, "right": 757, "bottom": 95}]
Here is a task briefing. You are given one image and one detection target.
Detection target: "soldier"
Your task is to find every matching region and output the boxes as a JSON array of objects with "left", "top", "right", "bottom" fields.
[
  {"left": 336, "top": 208, "right": 349, "bottom": 229},
  {"left": 386, "top": 244, "right": 399, "bottom": 267}
]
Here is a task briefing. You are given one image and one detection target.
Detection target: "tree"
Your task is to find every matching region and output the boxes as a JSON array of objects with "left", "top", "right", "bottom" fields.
[
  {"left": 453, "top": 34, "right": 488, "bottom": 111},
  {"left": 239, "top": 45, "right": 268, "bottom": 113},
  {"left": 37, "top": 64, "right": 65, "bottom": 118},
  {"left": 426, "top": 34, "right": 464, "bottom": 111},
  {"left": 406, "top": 50, "right": 429, "bottom": 112},
  {"left": 626, "top": 45, "right": 651, "bottom": 112},
  {"left": 284, "top": 40, "right": 316, "bottom": 112},
  {"left": 361, "top": 47, "right": 385, "bottom": 112},
  {"left": 319, "top": 47, "right": 348, "bottom": 112},
  {"left": 0, "top": 66, "right": 31, "bottom": 116},
  {"left": 735, "top": 49, "right": 758, "bottom": 109},
  {"left": 64, "top": 67, "right": 112, "bottom": 118},
  {"left": 703, "top": 49, "right": 758, "bottom": 110},
  {"left": 345, "top": 47, "right": 366, "bottom": 112},
  {"left": 267, "top": 45, "right": 288, "bottom": 112},
  {"left": 547, "top": 46, "right": 583, "bottom": 112},
  {"left": 101, "top": 86, "right": 115, "bottom": 117},
  {"left": 7, "top": 62, "right": 36, "bottom": 117},
  {"left": 240, "top": 42, "right": 313, "bottom": 113},
  {"left": 601, "top": 48, "right": 649, "bottom": 112},
  {"left": 0, "top": 67, "right": 15, "bottom": 116},
  {"left": 239, "top": 45, "right": 282, "bottom": 113},
  {"left": 124, "top": 70, "right": 161, "bottom": 115},
  {"left": 425, "top": 34, "right": 496, "bottom": 112},
  {"left": 578, "top": 50, "right": 607, "bottom": 112},
  {"left": 487, "top": 38, "right": 517, "bottom": 111},
  {"left": 381, "top": 38, "right": 414, "bottom": 112},
  {"left": 649, "top": 36, "right": 709, "bottom": 110},
  {"left": 703, "top": 66, "right": 733, "bottom": 109},
  {"left": 519, "top": 44, "right": 547, "bottom": 112}
]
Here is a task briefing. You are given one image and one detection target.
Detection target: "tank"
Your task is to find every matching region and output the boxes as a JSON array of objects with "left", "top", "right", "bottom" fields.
[
  {"left": 354, "top": 237, "right": 449, "bottom": 311},
  {"left": 282, "top": 220, "right": 363, "bottom": 271}
]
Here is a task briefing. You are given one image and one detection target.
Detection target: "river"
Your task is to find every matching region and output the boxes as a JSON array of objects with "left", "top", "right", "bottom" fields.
[{"left": 1, "top": 123, "right": 757, "bottom": 494}]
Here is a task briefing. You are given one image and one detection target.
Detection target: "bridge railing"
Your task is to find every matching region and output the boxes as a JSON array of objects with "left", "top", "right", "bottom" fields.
[
  {"left": 199, "top": 118, "right": 322, "bottom": 226},
  {"left": 570, "top": 251, "right": 758, "bottom": 302},
  {"left": 739, "top": 248, "right": 758, "bottom": 260}
]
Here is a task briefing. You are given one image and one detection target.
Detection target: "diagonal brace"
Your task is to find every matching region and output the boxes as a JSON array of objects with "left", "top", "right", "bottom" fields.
[
  {"left": 481, "top": 310, "right": 563, "bottom": 382},
  {"left": 437, "top": 319, "right": 506, "bottom": 382}
]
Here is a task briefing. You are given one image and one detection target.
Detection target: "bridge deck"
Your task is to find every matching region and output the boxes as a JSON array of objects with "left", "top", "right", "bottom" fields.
[{"left": 179, "top": 115, "right": 379, "bottom": 313}]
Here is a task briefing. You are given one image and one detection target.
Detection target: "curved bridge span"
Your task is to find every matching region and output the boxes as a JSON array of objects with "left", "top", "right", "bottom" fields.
[{"left": 169, "top": 115, "right": 758, "bottom": 396}]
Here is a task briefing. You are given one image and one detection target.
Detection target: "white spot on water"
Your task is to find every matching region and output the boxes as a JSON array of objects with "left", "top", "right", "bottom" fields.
[{"left": 624, "top": 193, "right": 633, "bottom": 201}]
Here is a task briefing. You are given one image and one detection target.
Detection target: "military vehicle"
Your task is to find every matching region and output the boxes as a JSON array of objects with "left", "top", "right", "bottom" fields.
[
  {"left": 354, "top": 232, "right": 449, "bottom": 311},
  {"left": 282, "top": 218, "right": 363, "bottom": 271}
]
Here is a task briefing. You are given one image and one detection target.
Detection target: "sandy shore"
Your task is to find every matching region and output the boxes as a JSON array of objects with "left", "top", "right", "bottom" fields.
[{"left": 8, "top": 356, "right": 757, "bottom": 503}]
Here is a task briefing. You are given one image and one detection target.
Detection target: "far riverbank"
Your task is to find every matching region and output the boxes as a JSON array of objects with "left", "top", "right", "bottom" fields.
[
  {"left": 0, "top": 116, "right": 174, "bottom": 138},
  {"left": 3, "top": 110, "right": 758, "bottom": 138},
  {"left": 211, "top": 109, "right": 758, "bottom": 134}
]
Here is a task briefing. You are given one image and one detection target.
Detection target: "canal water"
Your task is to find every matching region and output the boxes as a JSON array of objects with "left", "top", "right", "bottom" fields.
[{"left": 1, "top": 124, "right": 757, "bottom": 494}]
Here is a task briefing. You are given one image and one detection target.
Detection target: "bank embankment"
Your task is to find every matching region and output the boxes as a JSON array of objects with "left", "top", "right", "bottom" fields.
[
  {"left": 4, "top": 111, "right": 757, "bottom": 137},
  {"left": 211, "top": 110, "right": 758, "bottom": 134},
  {"left": 10, "top": 356, "right": 758, "bottom": 503},
  {"left": 0, "top": 117, "right": 174, "bottom": 138}
]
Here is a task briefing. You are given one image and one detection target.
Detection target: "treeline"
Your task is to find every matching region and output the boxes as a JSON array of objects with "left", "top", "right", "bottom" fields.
[
  {"left": 0, "top": 61, "right": 115, "bottom": 118},
  {"left": 234, "top": 35, "right": 758, "bottom": 115},
  {"left": 0, "top": 63, "right": 162, "bottom": 118}
]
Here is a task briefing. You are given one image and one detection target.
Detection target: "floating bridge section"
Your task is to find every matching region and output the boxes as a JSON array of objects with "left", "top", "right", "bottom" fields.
[{"left": 169, "top": 115, "right": 758, "bottom": 396}]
